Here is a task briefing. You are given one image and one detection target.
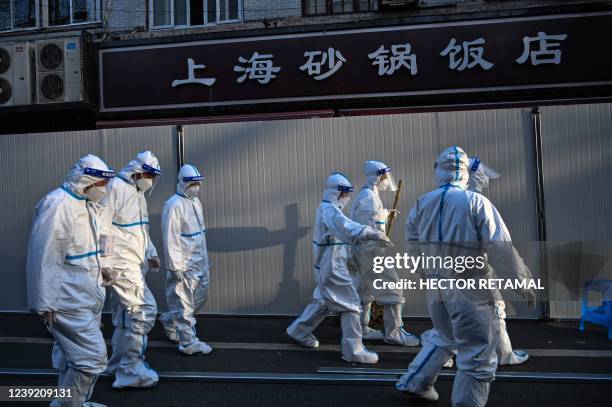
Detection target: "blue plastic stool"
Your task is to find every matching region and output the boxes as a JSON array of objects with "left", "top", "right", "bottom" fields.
[{"left": 579, "top": 279, "right": 612, "bottom": 340}]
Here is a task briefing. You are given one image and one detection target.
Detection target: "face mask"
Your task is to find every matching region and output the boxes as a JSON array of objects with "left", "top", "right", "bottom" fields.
[
  {"left": 186, "top": 184, "right": 200, "bottom": 198},
  {"left": 86, "top": 186, "right": 107, "bottom": 203},
  {"left": 338, "top": 196, "right": 351, "bottom": 209},
  {"left": 378, "top": 178, "right": 391, "bottom": 191},
  {"left": 136, "top": 177, "right": 153, "bottom": 192}
]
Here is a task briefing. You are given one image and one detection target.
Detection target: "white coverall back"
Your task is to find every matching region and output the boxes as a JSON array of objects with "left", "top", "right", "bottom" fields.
[{"left": 397, "top": 146, "right": 532, "bottom": 407}]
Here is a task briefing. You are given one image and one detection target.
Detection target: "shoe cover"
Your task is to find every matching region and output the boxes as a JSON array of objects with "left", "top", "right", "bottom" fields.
[
  {"left": 340, "top": 312, "right": 379, "bottom": 364},
  {"left": 179, "top": 340, "right": 213, "bottom": 355},
  {"left": 159, "top": 316, "right": 180, "bottom": 343},
  {"left": 105, "top": 328, "right": 125, "bottom": 374},
  {"left": 286, "top": 330, "right": 320, "bottom": 348},
  {"left": 362, "top": 326, "right": 384, "bottom": 340},
  {"left": 51, "top": 368, "right": 98, "bottom": 407},
  {"left": 384, "top": 327, "right": 420, "bottom": 347},
  {"left": 342, "top": 348, "right": 379, "bottom": 364},
  {"left": 177, "top": 328, "right": 213, "bottom": 354},
  {"left": 502, "top": 350, "right": 529, "bottom": 365},
  {"left": 420, "top": 386, "right": 439, "bottom": 401},
  {"left": 396, "top": 385, "right": 439, "bottom": 402},
  {"left": 112, "top": 361, "right": 159, "bottom": 389},
  {"left": 383, "top": 304, "right": 420, "bottom": 346},
  {"left": 396, "top": 336, "right": 454, "bottom": 395},
  {"left": 286, "top": 300, "right": 328, "bottom": 348},
  {"left": 451, "top": 370, "right": 491, "bottom": 407}
]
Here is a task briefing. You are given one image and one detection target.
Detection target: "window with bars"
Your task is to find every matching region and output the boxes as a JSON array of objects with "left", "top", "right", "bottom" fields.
[
  {"left": 303, "top": 0, "right": 377, "bottom": 16},
  {"left": 48, "top": 0, "right": 101, "bottom": 26},
  {"left": 0, "top": 0, "right": 38, "bottom": 31},
  {"left": 152, "top": 0, "right": 242, "bottom": 28}
]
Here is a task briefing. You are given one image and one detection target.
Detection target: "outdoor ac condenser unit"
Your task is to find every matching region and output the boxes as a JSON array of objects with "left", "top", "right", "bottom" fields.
[
  {"left": 36, "top": 38, "right": 83, "bottom": 104},
  {"left": 0, "top": 42, "right": 35, "bottom": 107}
]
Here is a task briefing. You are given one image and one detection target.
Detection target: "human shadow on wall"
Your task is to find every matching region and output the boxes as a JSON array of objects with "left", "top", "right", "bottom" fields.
[{"left": 205, "top": 203, "right": 310, "bottom": 313}]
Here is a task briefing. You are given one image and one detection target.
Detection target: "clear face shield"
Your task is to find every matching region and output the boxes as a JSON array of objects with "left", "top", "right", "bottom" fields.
[
  {"left": 183, "top": 174, "right": 204, "bottom": 198},
  {"left": 139, "top": 163, "right": 163, "bottom": 196},
  {"left": 377, "top": 167, "right": 398, "bottom": 192},
  {"left": 337, "top": 184, "right": 354, "bottom": 209},
  {"left": 470, "top": 158, "right": 500, "bottom": 180}
]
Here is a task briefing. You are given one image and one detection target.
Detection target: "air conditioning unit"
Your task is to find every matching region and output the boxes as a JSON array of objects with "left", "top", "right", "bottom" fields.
[
  {"left": 379, "top": 0, "right": 419, "bottom": 9},
  {"left": 36, "top": 38, "right": 83, "bottom": 104},
  {"left": 0, "top": 42, "right": 35, "bottom": 107}
]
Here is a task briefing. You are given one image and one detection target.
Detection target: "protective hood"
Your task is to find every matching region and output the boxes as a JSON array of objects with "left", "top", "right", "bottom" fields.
[
  {"left": 62, "top": 154, "right": 115, "bottom": 197},
  {"left": 434, "top": 146, "right": 470, "bottom": 188},
  {"left": 467, "top": 157, "right": 500, "bottom": 193},
  {"left": 322, "top": 172, "right": 354, "bottom": 207},
  {"left": 363, "top": 160, "right": 396, "bottom": 191},
  {"left": 117, "top": 151, "right": 162, "bottom": 189},
  {"left": 177, "top": 164, "right": 204, "bottom": 196}
]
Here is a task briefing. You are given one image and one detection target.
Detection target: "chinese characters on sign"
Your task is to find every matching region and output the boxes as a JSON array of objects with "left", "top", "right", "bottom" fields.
[
  {"left": 300, "top": 48, "right": 347, "bottom": 80},
  {"left": 440, "top": 38, "right": 494, "bottom": 71},
  {"left": 171, "top": 31, "right": 567, "bottom": 88},
  {"left": 368, "top": 44, "right": 418, "bottom": 76},
  {"left": 172, "top": 58, "right": 216, "bottom": 87},
  {"left": 234, "top": 52, "right": 281, "bottom": 84},
  {"left": 516, "top": 32, "right": 568, "bottom": 65}
]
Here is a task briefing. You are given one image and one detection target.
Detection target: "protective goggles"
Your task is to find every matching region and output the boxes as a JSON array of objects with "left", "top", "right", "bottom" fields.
[
  {"left": 84, "top": 167, "right": 116, "bottom": 178},
  {"left": 470, "top": 157, "right": 481, "bottom": 172},
  {"left": 142, "top": 163, "right": 163, "bottom": 175},
  {"left": 183, "top": 175, "right": 204, "bottom": 182},
  {"left": 376, "top": 167, "right": 391, "bottom": 176},
  {"left": 337, "top": 184, "right": 354, "bottom": 192}
]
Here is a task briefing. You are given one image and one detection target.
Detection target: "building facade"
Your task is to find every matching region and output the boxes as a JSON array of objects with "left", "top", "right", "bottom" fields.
[{"left": 1, "top": 0, "right": 612, "bottom": 132}]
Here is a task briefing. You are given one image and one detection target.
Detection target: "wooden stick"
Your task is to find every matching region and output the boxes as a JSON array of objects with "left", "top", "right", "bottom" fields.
[{"left": 386, "top": 179, "right": 403, "bottom": 237}]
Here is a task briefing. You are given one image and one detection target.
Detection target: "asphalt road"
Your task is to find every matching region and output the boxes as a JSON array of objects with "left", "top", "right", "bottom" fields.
[{"left": 0, "top": 314, "right": 609, "bottom": 407}]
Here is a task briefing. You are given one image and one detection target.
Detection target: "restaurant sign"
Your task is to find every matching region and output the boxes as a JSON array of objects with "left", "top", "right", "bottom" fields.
[{"left": 99, "top": 12, "right": 612, "bottom": 112}]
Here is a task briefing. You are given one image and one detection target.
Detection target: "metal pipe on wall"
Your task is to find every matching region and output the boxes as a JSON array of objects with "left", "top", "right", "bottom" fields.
[
  {"left": 531, "top": 106, "right": 550, "bottom": 319},
  {"left": 177, "top": 124, "right": 185, "bottom": 169}
]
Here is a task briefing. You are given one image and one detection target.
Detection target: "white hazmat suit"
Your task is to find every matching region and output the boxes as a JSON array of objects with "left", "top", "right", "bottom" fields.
[
  {"left": 287, "top": 173, "right": 390, "bottom": 364},
  {"left": 396, "top": 147, "right": 535, "bottom": 406},
  {"left": 27, "top": 154, "right": 115, "bottom": 407},
  {"left": 468, "top": 157, "right": 529, "bottom": 366},
  {"left": 102, "top": 151, "right": 162, "bottom": 389},
  {"left": 159, "top": 164, "right": 212, "bottom": 355},
  {"left": 349, "top": 161, "right": 419, "bottom": 347}
]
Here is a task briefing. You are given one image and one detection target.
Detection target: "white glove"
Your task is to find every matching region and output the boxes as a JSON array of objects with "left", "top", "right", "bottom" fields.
[
  {"left": 361, "top": 227, "right": 391, "bottom": 243},
  {"left": 521, "top": 289, "right": 537, "bottom": 310},
  {"left": 40, "top": 311, "right": 56, "bottom": 328},
  {"left": 148, "top": 256, "right": 161, "bottom": 273},
  {"left": 170, "top": 269, "right": 184, "bottom": 282}
]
